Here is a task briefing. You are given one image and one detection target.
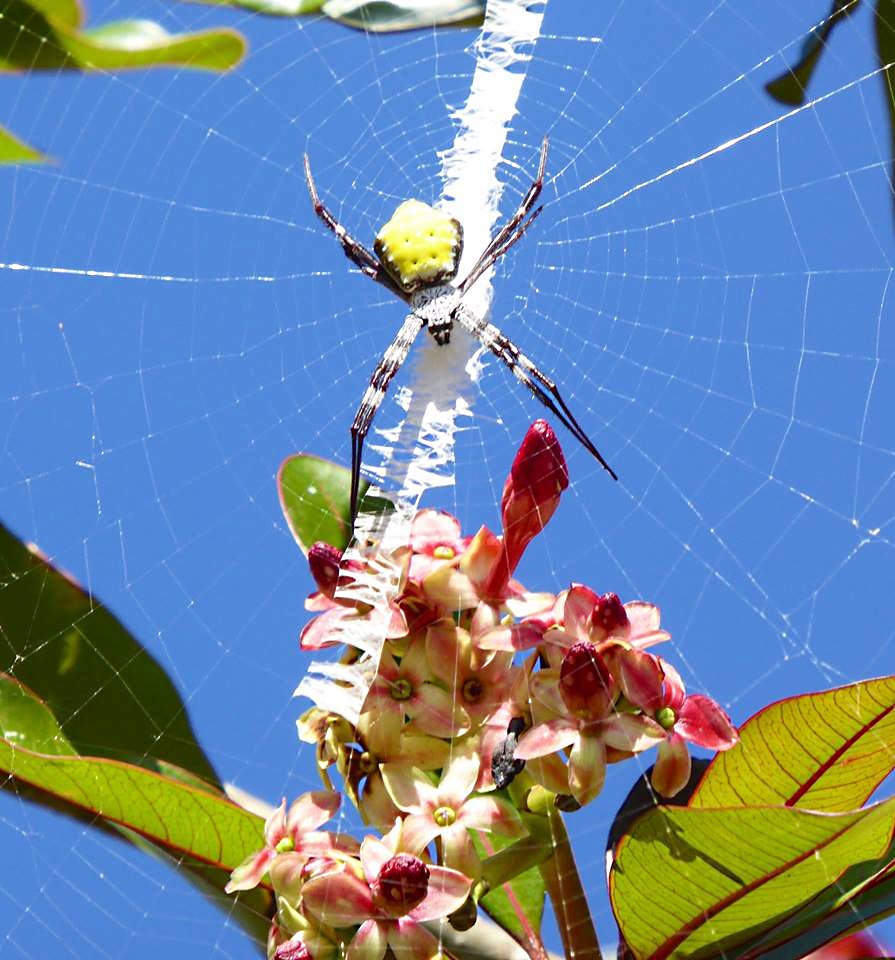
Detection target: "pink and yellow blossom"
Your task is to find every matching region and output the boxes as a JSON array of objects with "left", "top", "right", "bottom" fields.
[
  {"left": 300, "top": 821, "right": 472, "bottom": 960},
  {"left": 226, "top": 791, "right": 353, "bottom": 894},
  {"left": 380, "top": 744, "right": 524, "bottom": 878}
]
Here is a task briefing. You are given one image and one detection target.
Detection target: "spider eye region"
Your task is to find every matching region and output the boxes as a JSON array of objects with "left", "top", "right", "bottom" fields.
[{"left": 374, "top": 200, "right": 463, "bottom": 293}]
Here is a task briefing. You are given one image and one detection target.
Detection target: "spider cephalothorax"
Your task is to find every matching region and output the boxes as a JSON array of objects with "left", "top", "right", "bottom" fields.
[{"left": 304, "top": 138, "right": 617, "bottom": 522}]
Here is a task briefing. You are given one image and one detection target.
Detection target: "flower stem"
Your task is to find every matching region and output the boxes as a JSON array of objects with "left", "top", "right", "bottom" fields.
[{"left": 529, "top": 794, "right": 602, "bottom": 960}]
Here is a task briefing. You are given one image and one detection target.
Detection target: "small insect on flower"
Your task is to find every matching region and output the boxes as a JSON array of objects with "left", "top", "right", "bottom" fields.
[{"left": 304, "top": 138, "right": 618, "bottom": 523}]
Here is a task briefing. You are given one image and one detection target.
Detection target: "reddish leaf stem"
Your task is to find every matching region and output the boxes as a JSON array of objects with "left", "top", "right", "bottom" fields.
[{"left": 537, "top": 805, "right": 601, "bottom": 960}]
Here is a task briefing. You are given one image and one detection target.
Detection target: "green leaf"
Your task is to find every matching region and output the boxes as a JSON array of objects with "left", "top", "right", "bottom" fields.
[
  {"left": 0, "top": 735, "right": 265, "bottom": 872},
  {"left": 0, "top": 672, "right": 272, "bottom": 948},
  {"left": 190, "top": 0, "right": 325, "bottom": 15},
  {"left": 691, "top": 676, "right": 895, "bottom": 812},
  {"left": 321, "top": 0, "right": 485, "bottom": 33},
  {"left": 610, "top": 800, "right": 895, "bottom": 960},
  {"left": 0, "top": 1, "right": 245, "bottom": 72},
  {"left": 0, "top": 123, "right": 46, "bottom": 163},
  {"left": 0, "top": 673, "right": 76, "bottom": 754},
  {"left": 190, "top": 0, "right": 484, "bottom": 28},
  {"left": 22, "top": 0, "right": 82, "bottom": 29},
  {"left": 474, "top": 830, "right": 547, "bottom": 952},
  {"left": 740, "top": 854, "right": 895, "bottom": 958},
  {"left": 754, "top": 873, "right": 895, "bottom": 959},
  {"left": 0, "top": 521, "right": 221, "bottom": 786},
  {"left": 278, "top": 454, "right": 392, "bottom": 554},
  {"left": 765, "top": 0, "right": 859, "bottom": 105}
]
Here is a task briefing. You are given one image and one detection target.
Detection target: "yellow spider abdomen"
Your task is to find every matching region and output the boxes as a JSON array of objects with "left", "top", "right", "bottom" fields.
[{"left": 374, "top": 200, "right": 463, "bottom": 293}]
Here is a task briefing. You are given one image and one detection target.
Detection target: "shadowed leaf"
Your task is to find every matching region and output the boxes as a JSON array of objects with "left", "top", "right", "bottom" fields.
[
  {"left": 876, "top": 0, "right": 895, "bottom": 216},
  {"left": 0, "top": 521, "right": 221, "bottom": 785},
  {"left": 190, "top": 0, "right": 482, "bottom": 29},
  {"left": 611, "top": 800, "right": 895, "bottom": 960},
  {"left": 322, "top": 0, "right": 484, "bottom": 32},
  {"left": 192, "top": 0, "right": 325, "bottom": 14},
  {"left": 0, "top": 723, "right": 264, "bottom": 873},
  {"left": 0, "top": 1, "right": 245, "bottom": 72},
  {"left": 0, "top": 649, "right": 272, "bottom": 947},
  {"left": 474, "top": 829, "right": 547, "bottom": 954},
  {"left": 0, "top": 0, "right": 245, "bottom": 164},
  {"left": 22, "top": 0, "right": 81, "bottom": 29}
]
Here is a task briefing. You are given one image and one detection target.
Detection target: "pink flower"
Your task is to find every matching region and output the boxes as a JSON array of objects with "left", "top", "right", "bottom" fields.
[
  {"left": 478, "top": 585, "right": 669, "bottom": 655},
  {"left": 351, "top": 709, "right": 450, "bottom": 831},
  {"left": 301, "top": 821, "right": 472, "bottom": 960},
  {"left": 420, "top": 525, "right": 501, "bottom": 614},
  {"left": 300, "top": 602, "right": 408, "bottom": 651},
  {"left": 225, "top": 791, "right": 349, "bottom": 893},
  {"left": 301, "top": 544, "right": 410, "bottom": 648},
  {"left": 618, "top": 651, "right": 738, "bottom": 797},
  {"left": 362, "top": 639, "right": 464, "bottom": 738},
  {"left": 533, "top": 585, "right": 670, "bottom": 655},
  {"left": 380, "top": 743, "right": 524, "bottom": 878},
  {"left": 424, "top": 617, "right": 518, "bottom": 732},
  {"left": 514, "top": 642, "right": 664, "bottom": 804},
  {"left": 408, "top": 509, "right": 469, "bottom": 582}
]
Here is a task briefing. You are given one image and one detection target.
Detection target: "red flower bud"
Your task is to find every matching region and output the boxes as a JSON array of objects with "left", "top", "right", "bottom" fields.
[
  {"left": 804, "top": 931, "right": 890, "bottom": 959},
  {"left": 274, "top": 939, "right": 311, "bottom": 960},
  {"left": 308, "top": 542, "right": 343, "bottom": 599},
  {"left": 501, "top": 420, "right": 568, "bottom": 538},
  {"left": 482, "top": 421, "right": 568, "bottom": 599},
  {"left": 559, "top": 641, "right": 615, "bottom": 720},
  {"left": 371, "top": 853, "right": 430, "bottom": 917}
]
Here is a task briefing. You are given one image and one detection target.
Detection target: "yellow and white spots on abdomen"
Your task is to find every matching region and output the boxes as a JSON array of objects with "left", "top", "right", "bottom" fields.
[{"left": 374, "top": 200, "right": 463, "bottom": 293}]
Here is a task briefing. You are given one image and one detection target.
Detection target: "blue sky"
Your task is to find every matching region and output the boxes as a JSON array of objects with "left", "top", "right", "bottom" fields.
[{"left": 1, "top": 1, "right": 894, "bottom": 956}]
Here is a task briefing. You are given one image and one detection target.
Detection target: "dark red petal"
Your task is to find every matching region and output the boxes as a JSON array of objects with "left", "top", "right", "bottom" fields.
[
  {"left": 274, "top": 939, "right": 311, "bottom": 960},
  {"left": 559, "top": 641, "right": 614, "bottom": 720},
  {"left": 676, "top": 694, "right": 738, "bottom": 750},
  {"left": 590, "top": 592, "right": 629, "bottom": 639},
  {"left": 616, "top": 647, "right": 664, "bottom": 712},
  {"left": 308, "top": 542, "right": 344, "bottom": 599},
  {"left": 371, "top": 853, "right": 430, "bottom": 917}
]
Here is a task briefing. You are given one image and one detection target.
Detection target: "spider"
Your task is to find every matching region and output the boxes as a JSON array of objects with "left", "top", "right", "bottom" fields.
[{"left": 303, "top": 137, "right": 618, "bottom": 522}]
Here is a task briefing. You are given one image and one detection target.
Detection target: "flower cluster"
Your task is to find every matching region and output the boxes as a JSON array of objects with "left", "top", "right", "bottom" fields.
[{"left": 228, "top": 420, "right": 738, "bottom": 958}]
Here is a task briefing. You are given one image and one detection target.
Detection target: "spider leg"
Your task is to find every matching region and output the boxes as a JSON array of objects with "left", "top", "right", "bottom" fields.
[
  {"left": 460, "top": 204, "right": 543, "bottom": 293},
  {"left": 456, "top": 306, "right": 618, "bottom": 481},
  {"left": 459, "top": 136, "right": 549, "bottom": 293},
  {"left": 350, "top": 312, "right": 427, "bottom": 523},
  {"left": 304, "top": 154, "right": 405, "bottom": 298}
]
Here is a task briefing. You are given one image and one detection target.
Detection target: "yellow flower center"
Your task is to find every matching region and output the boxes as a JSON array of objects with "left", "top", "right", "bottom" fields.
[
  {"left": 656, "top": 706, "right": 677, "bottom": 730},
  {"left": 462, "top": 677, "right": 484, "bottom": 703},
  {"left": 434, "top": 806, "right": 456, "bottom": 827},
  {"left": 390, "top": 678, "right": 413, "bottom": 701}
]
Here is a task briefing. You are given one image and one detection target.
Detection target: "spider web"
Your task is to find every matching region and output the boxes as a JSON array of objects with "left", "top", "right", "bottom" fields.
[{"left": 1, "top": 0, "right": 894, "bottom": 956}]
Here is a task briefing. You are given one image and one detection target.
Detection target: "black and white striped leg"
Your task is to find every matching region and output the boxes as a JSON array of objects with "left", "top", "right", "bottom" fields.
[
  {"left": 459, "top": 136, "right": 549, "bottom": 293},
  {"left": 304, "top": 154, "right": 404, "bottom": 297},
  {"left": 460, "top": 205, "right": 544, "bottom": 294},
  {"left": 456, "top": 307, "right": 618, "bottom": 482},
  {"left": 350, "top": 313, "right": 427, "bottom": 523}
]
